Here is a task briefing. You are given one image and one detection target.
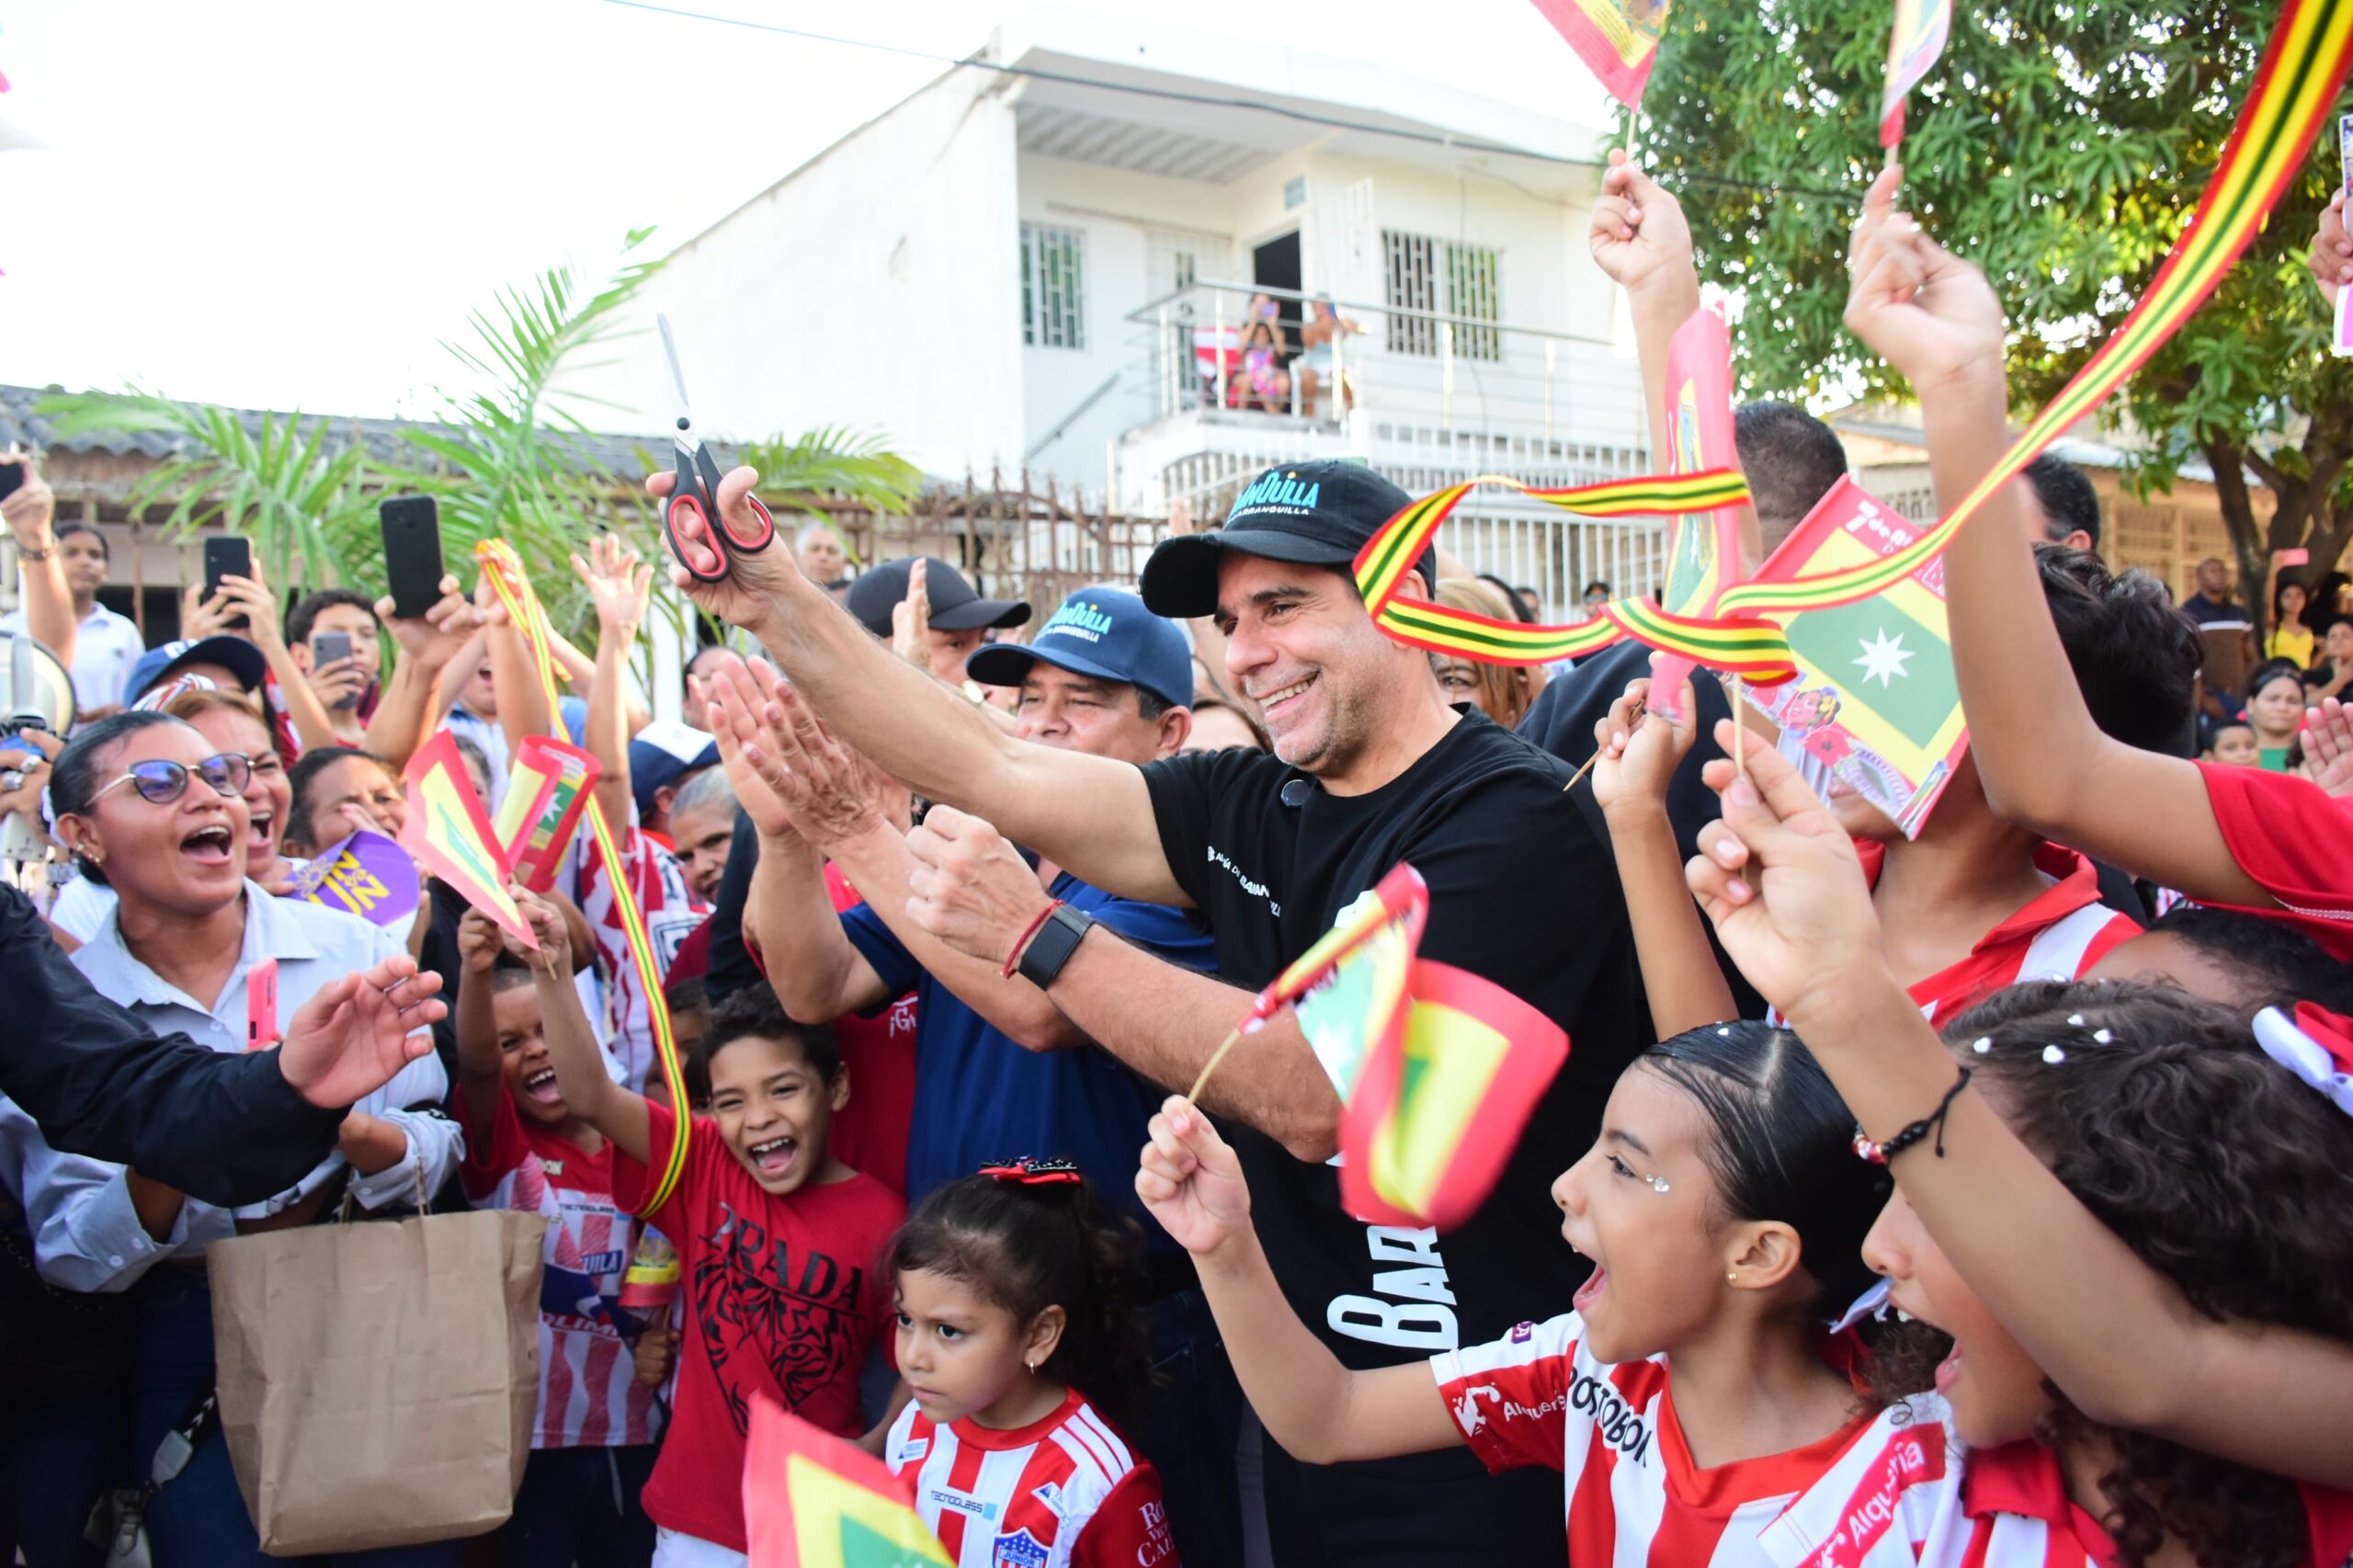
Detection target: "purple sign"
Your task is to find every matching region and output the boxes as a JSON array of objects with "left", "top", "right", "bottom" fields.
[{"left": 285, "top": 831, "right": 421, "bottom": 929}]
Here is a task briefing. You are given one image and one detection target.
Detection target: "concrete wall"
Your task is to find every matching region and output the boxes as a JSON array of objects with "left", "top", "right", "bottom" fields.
[{"left": 563, "top": 69, "right": 1028, "bottom": 479}]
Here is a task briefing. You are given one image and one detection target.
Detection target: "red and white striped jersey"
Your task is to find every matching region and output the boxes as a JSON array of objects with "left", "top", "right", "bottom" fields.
[
  {"left": 1769, "top": 1400, "right": 2353, "bottom": 1568},
  {"left": 1431, "top": 1312, "right": 1950, "bottom": 1566},
  {"left": 459, "top": 1091, "right": 657, "bottom": 1448},
  {"left": 564, "top": 825, "right": 709, "bottom": 1093},
  {"left": 883, "top": 1387, "right": 1176, "bottom": 1568}
]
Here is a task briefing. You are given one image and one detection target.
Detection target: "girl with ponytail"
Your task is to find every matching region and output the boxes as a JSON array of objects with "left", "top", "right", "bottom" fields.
[{"left": 882, "top": 1161, "right": 1174, "bottom": 1567}]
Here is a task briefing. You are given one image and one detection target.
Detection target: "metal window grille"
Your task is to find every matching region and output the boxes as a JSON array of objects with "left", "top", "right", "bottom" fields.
[
  {"left": 1381, "top": 230, "right": 1502, "bottom": 361},
  {"left": 1022, "top": 223, "right": 1087, "bottom": 350}
]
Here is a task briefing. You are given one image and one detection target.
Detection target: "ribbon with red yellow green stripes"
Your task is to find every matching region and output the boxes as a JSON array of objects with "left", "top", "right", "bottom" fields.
[
  {"left": 1353, "top": 468, "right": 1796, "bottom": 677},
  {"left": 476, "top": 540, "right": 693, "bottom": 1216},
  {"left": 1718, "top": 0, "right": 2353, "bottom": 619}
]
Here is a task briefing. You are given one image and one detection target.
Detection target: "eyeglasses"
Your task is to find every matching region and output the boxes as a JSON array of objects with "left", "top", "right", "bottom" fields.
[{"left": 89, "top": 753, "right": 252, "bottom": 807}]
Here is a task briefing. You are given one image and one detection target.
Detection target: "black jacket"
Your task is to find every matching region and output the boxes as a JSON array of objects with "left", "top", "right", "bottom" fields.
[{"left": 0, "top": 885, "right": 345, "bottom": 1207}]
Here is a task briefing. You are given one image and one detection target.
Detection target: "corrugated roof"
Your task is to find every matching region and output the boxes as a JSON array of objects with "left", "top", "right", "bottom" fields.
[{"left": 0, "top": 383, "right": 677, "bottom": 476}]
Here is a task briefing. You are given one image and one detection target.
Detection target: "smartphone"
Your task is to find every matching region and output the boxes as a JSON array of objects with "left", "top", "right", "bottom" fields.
[
  {"left": 0, "top": 460, "right": 23, "bottom": 504},
  {"left": 202, "top": 536, "right": 253, "bottom": 631},
  {"left": 313, "top": 631, "right": 359, "bottom": 709},
  {"left": 379, "top": 495, "right": 445, "bottom": 621},
  {"left": 2279, "top": 548, "right": 2313, "bottom": 567}
]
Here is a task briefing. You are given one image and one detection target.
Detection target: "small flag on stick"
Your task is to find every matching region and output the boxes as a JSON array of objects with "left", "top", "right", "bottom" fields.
[
  {"left": 744, "top": 1399, "right": 951, "bottom": 1568},
  {"left": 400, "top": 732, "right": 536, "bottom": 949},
  {"left": 1530, "top": 0, "right": 1669, "bottom": 108},
  {"left": 1879, "top": 0, "right": 1951, "bottom": 148}
]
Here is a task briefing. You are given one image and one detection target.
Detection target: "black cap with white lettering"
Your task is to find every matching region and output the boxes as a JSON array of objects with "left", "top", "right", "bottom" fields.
[{"left": 1140, "top": 461, "right": 1432, "bottom": 620}]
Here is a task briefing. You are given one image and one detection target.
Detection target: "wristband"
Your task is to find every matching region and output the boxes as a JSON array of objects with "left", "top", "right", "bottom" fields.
[
  {"left": 1852, "top": 1068, "right": 1972, "bottom": 1165},
  {"left": 1016, "top": 903, "right": 1094, "bottom": 990},
  {"left": 15, "top": 543, "right": 51, "bottom": 562},
  {"left": 1002, "top": 900, "right": 1066, "bottom": 979}
]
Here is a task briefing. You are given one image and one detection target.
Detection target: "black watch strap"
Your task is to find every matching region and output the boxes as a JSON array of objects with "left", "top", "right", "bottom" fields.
[{"left": 1017, "top": 903, "right": 1094, "bottom": 989}]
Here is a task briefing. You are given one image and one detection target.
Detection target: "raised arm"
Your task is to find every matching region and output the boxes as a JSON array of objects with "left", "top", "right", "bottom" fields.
[
  {"left": 654, "top": 469, "right": 1180, "bottom": 904},
  {"left": 450, "top": 907, "right": 507, "bottom": 1134},
  {"left": 1136, "top": 1098, "right": 1462, "bottom": 1464},
  {"left": 364, "top": 577, "right": 477, "bottom": 772},
  {"left": 702, "top": 658, "right": 890, "bottom": 1023},
  {"left": 3, "top": 456, "right": 77, "bottom": 667},
  {"left": 572, "top": 536, "right": 653, "bottom": 832},
  {"left": 1590, "top": 151, "right": 1703, "bottom": 469},
  {"left": 216, "top": 564, "right": 343, "bottom": 756},
  {"left": 718, "top": 665, "right": 1084, "bottom": 1051},
  {"left": 1685, "top": 728, "right": 2353, "bottom": 1486},
  {"left": 513, "top": 886, "right": 652, "bottom": 1164},
  {"left": 1591, "top": 677, "right": 1737, "bottom": 1037},
  {"left": 1843, "top": 165, "right": 2266, "bottom": 906}
]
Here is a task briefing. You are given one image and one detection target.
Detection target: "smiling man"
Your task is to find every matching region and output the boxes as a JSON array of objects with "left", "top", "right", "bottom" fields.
[{"left": 657, "top": 457, "right": 1648, "bottom": 1566}]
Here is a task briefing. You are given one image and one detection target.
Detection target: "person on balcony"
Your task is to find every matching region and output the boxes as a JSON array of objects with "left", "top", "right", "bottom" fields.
[{"left": 1295, "top": 295, "right": 1364, "bottom": 418}]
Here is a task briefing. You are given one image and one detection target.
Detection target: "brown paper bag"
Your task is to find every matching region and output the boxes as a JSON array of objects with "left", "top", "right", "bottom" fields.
[{"left": 209, "top": 1208, "right": 547, "bottom": 1555}]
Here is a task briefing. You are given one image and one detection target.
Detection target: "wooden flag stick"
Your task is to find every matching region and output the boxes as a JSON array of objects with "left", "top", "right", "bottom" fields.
[
  {"left": 1733, "top": 675, "right": 1748, "bottom": 781},
  {"left": 1186, "top": 1023, "right": 1247, "bottom": 1106},
  {"left": 1563, "top": 695, "right": 1647, "bottom": 792}
]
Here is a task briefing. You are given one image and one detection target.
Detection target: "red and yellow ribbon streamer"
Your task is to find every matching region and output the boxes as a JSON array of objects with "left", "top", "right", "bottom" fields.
[
  {"left": 1718, "top": 0, "right": 2352, "bottom": 619},
  {"left": 1361, "top": 0, "right": 2352, "bottom": 668},
  {"left": 1353, "top": 469, "right": 1793, "bottom": 676},
  {"left": 476, "top": 540, "right": 693, "bottom": 1216}
]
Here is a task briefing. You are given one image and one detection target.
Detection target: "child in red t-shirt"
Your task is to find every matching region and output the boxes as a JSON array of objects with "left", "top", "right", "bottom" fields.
[
  {"left": 452, "top": 910, "right": 662, "bottom": 1566},
  {"left": 517, "top": 889, "right": 904, "bottom": 1566}
]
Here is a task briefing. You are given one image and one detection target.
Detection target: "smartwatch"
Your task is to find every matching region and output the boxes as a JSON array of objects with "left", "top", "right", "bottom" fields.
[{"left": 1016, "top": 903, "right": 1095, "bottom": 989}]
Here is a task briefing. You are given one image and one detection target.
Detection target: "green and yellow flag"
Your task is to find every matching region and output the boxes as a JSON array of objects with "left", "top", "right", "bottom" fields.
[
  {"left": 1280, "top": 866, "right": 1572, "bottom": 1233},
  {"left": 1742, "top": 478, "right": 1968, "bottom": 838},
  {"left": 745, "top": 1400, "right": 951, "bottom": 1568}
]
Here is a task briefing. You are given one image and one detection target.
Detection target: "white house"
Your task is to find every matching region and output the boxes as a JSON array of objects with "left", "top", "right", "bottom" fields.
[{"left": 571, "top": 5, "right": 1668, "bottom": 609}]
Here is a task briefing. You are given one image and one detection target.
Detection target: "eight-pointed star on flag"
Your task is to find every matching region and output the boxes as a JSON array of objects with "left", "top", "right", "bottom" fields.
[{"left": 1853, "top": 628, "right": 1915, "bottom": 687}]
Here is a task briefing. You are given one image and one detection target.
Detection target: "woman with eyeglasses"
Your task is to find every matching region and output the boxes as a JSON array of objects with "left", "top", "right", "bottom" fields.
[
  {"left": 40, "top": 710, "right": 462, "bottom": 1568},
  {"left": 47, "top": 687, "right": 302, "bottom": 943}
]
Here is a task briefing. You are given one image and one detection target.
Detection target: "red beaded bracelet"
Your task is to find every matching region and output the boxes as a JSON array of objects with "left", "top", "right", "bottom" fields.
[{"left": 1002, "top": 900, "right": 1067, "bottom": 979}]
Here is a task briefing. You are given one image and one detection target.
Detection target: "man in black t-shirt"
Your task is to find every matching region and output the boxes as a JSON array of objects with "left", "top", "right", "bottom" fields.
[{"left": 654, "top": 457, "right": 1647, "bottom": 1566}]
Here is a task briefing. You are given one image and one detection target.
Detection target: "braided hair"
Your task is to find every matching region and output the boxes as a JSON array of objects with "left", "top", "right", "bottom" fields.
[{"left": 887, "top": 1168, "right": 1156, "bottom": 1433}]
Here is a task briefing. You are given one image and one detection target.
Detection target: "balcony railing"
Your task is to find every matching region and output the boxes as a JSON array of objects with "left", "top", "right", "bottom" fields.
[{"left": 1112, "top": 280, "right": 1665, "bottom": 618}]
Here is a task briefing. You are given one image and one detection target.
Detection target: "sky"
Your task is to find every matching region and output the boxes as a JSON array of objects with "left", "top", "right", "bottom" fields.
[{"left": 0, "top": 0, "right": 1603, "bottom": 427}]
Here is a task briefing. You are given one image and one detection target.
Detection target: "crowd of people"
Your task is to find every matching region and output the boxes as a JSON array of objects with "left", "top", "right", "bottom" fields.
[{"left": 0, "top": 152, "right": 2345, "bottom": 1568}]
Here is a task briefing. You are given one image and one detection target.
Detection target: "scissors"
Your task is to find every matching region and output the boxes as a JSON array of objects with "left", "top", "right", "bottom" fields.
[{"left": 659, "top": 313, "right": 776, "bottom": 584}]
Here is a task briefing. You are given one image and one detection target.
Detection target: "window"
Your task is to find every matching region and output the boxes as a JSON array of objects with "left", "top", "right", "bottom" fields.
[
  {"left": 1022, "top": 223, "right": 1087, "bottom": 350},
  {"left": 1381, "top": 230, "right": 1502, "bottom": 361}
]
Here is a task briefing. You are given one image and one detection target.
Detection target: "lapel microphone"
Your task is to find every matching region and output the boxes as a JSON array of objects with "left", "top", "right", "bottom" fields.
[{"left": 1279, "top": 778, "right": 1311, "bottom": 808}]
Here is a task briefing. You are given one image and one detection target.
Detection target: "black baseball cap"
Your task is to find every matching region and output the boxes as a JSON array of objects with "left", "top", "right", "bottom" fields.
[
  {"left": 845, "top": 556, "right": 1030, "bottom": 638},
  {"left": 1140, "top": 460, "right": 1430, "bottom": 620}
]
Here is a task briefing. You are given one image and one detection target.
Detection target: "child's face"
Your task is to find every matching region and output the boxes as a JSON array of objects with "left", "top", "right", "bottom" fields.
[
  {"left": 894, "top": 1267, "right": 1058, "bottom": 1426},
  {"left": 2207, "top": 725, "right": 2260, "bottom": 766},
  {"left": 491, "top": 983, "right": 568, "bottom": 1127},
  {"left": 1549, "top": 1065, "right": 1744, "bottom": 1366},
  {"left": 1863, "top": 1183, "right": 2051, "bottom": 1447},
  {"left": 2328, "top": 622, "right": 2353, "bottom": 664},
  {"left": 707, "top": 1032, "right": 846, "bottom": 1195}
]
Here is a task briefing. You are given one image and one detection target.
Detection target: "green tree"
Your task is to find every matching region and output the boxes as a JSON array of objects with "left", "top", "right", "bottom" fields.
[{"left": 1634, "top": 0, "right": 2353, "bottom": 625}]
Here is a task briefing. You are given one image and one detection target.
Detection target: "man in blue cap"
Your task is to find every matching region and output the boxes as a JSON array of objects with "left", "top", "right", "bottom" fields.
[{"left": 722, "top": 585, "right": 1244, "bottom": 1562}]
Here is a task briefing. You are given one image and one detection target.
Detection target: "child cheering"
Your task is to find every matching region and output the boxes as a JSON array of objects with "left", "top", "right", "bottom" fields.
[
  {"left": 452, "top": 908, "right": 661, "bottom": 1564},
  {"left": 1136, "top": 1026, "right": 1936, "bottom": 1564},
  {"left": 515, "top": 889, "right": 903, "bottom": 1567},
  {"left": 881, "top": 1165, "right": 1176, "bottom": 1566}
]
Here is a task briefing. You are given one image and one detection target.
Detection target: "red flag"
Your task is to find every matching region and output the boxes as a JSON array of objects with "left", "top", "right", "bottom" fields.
[{"left": 1530, "top": 0, "right": 1669, "bottom": 108}]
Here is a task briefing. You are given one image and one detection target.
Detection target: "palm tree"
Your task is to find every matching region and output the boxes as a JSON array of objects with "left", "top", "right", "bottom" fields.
[{"left": 37, "top": 228, "right": 925, "bottom": 653}]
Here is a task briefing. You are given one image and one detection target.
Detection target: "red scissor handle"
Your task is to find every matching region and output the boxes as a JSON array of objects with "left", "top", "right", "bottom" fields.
[{"left": 665, "top": 493, "right": 733, "bottom": 585}]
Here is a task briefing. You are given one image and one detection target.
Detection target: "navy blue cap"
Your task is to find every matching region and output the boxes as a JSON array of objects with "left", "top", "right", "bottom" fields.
[
  {"left": 845, "top": 556, "right": 1030, "bottom": 638},
  {"left": 128, "top": 636, "right": 270, "bottom": 701},
  {"left": 965, "top": 586, "right": 1192, "bottom": 712},
  {"left": 628, "top": 719, "right": 721, "bottom": 820},
  {"left": 1139, "top": 460, "right": 1429, "bottom": 619}
]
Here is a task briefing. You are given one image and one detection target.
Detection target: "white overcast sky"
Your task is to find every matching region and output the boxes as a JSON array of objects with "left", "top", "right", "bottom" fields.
[{"left": 0, "top": 0, "right": 1597, "bottom": 428}]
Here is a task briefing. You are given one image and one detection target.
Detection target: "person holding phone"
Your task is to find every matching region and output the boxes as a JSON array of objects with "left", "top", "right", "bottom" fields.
[{"left": 0, "top": 450, "right": 130, "bottom": 719}]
